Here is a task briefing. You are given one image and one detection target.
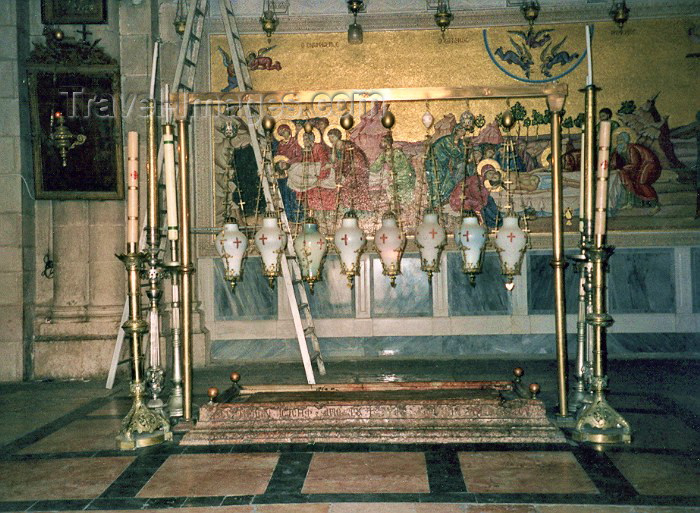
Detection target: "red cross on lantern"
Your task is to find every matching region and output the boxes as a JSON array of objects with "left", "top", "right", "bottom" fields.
[
  {"left": 463, "top": 230, "right": 470, "bottom": 242},
  {"left": 259, "top": 234, "right": 268, "bottom": 245},
  {"left": 341, "top": 234, "right": 350, "bottom": 246},
  {"left": 316, "top": 238, "right": 325, "bottom": 249},
  {"left": 380, "top": 233, "right": 389, "bottom": 244},
  {"left": 233, "top": 238, "right": 242, "bottom": 249},
  {"left": 429, "top": 228, "right": 438, "bottom": 239},
  {"left": 507, "top": 232, "right": 516, "bottom": 243}
]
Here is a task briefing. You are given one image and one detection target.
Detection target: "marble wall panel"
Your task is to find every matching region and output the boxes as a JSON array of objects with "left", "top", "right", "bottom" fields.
[
  {"left": 608, "top": 248, "right": 675, "bottom": 314},
  {"left": 447, "top": 252, "right": 511, "bottom": 316},
  {"left": 527, "top": 251, "right": 580, "bottom": 315},
  {"left": 306, "top": 255, "right": 354, "bottom": 318},
  {"left": 213, "top": 258, "right": 277, "bottom": 321},
  {"left": 371, "top": 254, "right": 432, "bottom": 318},
  {"left": 210, "top": 331, "right": 697, "bottom": 363},
  {"left": 692, "top": 247, "right": 700, "bottom": 313}
]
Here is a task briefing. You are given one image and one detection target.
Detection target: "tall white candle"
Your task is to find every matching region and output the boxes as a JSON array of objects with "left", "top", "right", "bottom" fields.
[
  {"left": 149, "top": 41, "right": 159, "bottom": 100},
  {"left": 594, "top": 121, "right": 612, "bottom": 246},
  {"left": 127, "top": 131, "right": 139, "bottom": 246},
  {"left": 585, "top": 25, "right": 593, "bottom": 86},
  {"left": 578, "top": 129, "right": 586, "bottom": 234},
  {"left": 163, "top": 124, "right": 179, "bottom": 241}
]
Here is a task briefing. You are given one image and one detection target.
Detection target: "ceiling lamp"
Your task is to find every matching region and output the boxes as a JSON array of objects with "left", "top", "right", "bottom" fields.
[
  {"left": 609, "top": 1, "right": 630, "bottom": 30},
  {"left": 347, "top": 0, "right": 364, "bottom": 45},
  {"left": 434, "top": 0, "right": 453, "bottom": 35},
  {"left": 260, "top": 0, "right": 279, "bottom": 42},
  {"left": 521, "top": 0, "right": 540, "bottom": 26}
]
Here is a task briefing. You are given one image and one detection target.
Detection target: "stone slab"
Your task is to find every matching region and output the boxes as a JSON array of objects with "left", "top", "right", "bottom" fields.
[{"left": 182, "top": 385, "right": 566, "bottom": 445}]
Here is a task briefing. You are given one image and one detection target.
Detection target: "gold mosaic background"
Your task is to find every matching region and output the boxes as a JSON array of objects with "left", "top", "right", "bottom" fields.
[{"left": 211, "top": 17, "right": 700, "bottom": 140}]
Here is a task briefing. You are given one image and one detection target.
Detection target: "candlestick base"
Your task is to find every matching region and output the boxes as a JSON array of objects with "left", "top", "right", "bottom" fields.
[
  {"left": 572, "top": 385, "right": 631, "bottom": 445},
  {"left": 116, "top": 382, "right": 173, "bottom": 450}
]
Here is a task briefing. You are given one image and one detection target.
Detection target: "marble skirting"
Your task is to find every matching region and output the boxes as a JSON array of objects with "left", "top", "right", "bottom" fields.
[{"left": 211, "top": 332, "right": 700, "bottom": 362}]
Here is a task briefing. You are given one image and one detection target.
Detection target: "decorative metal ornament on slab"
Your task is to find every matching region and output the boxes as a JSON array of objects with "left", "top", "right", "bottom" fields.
[
  {"left": 455, "top": 212, "right": 487, "bottom": 285},
  {"left": 374, "top": 212, "right": 406, "bottom": 287},
  {"left": 216, "top": 223, "right": 248, "bottom": 289},
  {"left": 293, "top": 218, "right": 327, "bottom": 292},
  {"left": 255, "top": 217, "right": 287, "bottom": 287},
  {"left": 415, "top": 211, "right": 446, "bottom": 283},
  {"left": 334, "top": 211, "right": 366, "bottom": 288},
  {"left": 494, "top": 214, "right": 527, "bottom": 290}
]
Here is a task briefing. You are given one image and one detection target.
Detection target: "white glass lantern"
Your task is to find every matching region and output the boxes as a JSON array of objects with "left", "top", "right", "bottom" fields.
[
  {"left": 494, "top": 213, "right": 527, "bottom": 290},
  {"left": 293, "top": 218, "right": 327, "bottom": 292},
  {"left": 255, "top": 216, "right": 287, "bottom": 287},
  {"left": 374, "top": 212, "right": 406, "bottom": 287},
  {"left": 455, "top": 212, "right": 487, "bottom": 286},
  {"left": 333, "top": 211, "right": 366, "bottom": 288},
  {"left": 415, "top": 211, "right": 446, "bottom": 283},
  {"left": 422, "top": 111, "right": 434, "bottom": 131},
  {"left": 215, "top": 223, "right": 248, "bottom": 289}
]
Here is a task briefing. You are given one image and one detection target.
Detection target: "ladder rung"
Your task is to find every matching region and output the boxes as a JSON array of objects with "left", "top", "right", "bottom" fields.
[
  {"left": 298, "top": 303, "right": 309, "bottom": 310},
  {"left": 183, "top": 58, "right": 196, "bottom": 68},
  {"left": 189, "top": 33, "right": 201, "bottom": 43},
  {"left": 303, "top": 326, "right": 315, "bottom": 336}
]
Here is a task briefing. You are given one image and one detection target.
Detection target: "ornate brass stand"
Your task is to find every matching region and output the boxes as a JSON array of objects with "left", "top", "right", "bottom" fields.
[
  {"left": 145, "top": 99, "right": 165, "bottom": 409},
  {"left": 116, "top": 248, "right": 172, "bottom": 450},
  {"left": 572, "top": 114, "right": 631, "bottom": 445}
]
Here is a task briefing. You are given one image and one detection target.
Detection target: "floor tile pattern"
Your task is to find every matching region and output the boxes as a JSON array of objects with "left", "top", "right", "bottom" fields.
[{"left": 0, "top": 359, "right": 698, "bottom": 512}]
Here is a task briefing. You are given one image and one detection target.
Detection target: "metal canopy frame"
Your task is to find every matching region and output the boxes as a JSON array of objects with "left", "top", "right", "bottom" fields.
[{"left": 171, "top": 83, "right": 570, "bottom": 415}]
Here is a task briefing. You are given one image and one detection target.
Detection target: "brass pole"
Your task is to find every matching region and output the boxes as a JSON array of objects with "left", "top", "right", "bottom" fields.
[
  {"left": 176, "top": 104, "right": 193, "bottom": 421},
  {"left": 547, "top": 93, "right": 569, "bottom": 418}
]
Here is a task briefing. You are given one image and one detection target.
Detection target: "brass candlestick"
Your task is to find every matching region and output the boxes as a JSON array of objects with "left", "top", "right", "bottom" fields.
[
  {"left": 116, "top": 248, "right": 172, "bottom": 450},
  {"left": 165, "top": 239, "right": 184, "bottom": 418},
  {"left": 573, "top": 112, "right": 632, "bottom": 444},
  {"left": 145, "top": 99, "right": 165, "bottom": 409}
]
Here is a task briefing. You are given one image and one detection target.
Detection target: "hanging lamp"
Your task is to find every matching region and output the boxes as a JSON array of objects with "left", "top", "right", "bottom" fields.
[
  {"left": 455, "top": 211, "right": 487, "bottom": 286},
  {"left": 293, "top": 218, "right": 327, "bottom": 292},
  {"left": 415, "top": 210, "right": 446, "bottom": 283},
  {"left": 216, "top": 222, "right": 248, "bottom": 289},
  {"left": 334, "top": 211, "right": 366, "bottom": 288}
]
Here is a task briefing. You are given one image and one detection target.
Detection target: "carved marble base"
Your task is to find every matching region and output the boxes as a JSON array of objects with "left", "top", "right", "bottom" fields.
[{"left": 182, "top": 386, "right": 565, "bottom": 445}]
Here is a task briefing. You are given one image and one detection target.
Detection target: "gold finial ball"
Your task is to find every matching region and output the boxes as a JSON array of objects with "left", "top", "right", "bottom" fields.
[
  {"left": 340, "top": 112, "right": 354, "bottom": 131},
  {"left": 207, "top": 386, "right": 219, "bottom": 400},
  {"left": 501, "top": 109, "right": 515, "bottom": 130},
  {"left": 529, "top": 383, "right": 540, "bottom": 396},
  {"left": 230, "top": 371, "right": 241, "bottom": 383},
  {"left": 262, "top": 115, "right": 276, "bottom": 133},
  {"left": 303, "top": 120, "right": 314, "bottom": 133},
  {"left": 381, "top": 110, "right": 395, "bottom": 129},
  {"left": 513, "top": 367, "right": 524, "bottom": 378},
  {"left": 53, "top": 28, "right": 64, "bottom": 41}
]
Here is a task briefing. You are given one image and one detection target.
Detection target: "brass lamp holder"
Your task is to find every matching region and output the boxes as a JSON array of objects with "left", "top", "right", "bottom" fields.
[
  {"left": 116, "top": 250, "right": 172, "bottom": 450},
  {"left": 50, "top": 113, "right": 86, "bottom": 167}
]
